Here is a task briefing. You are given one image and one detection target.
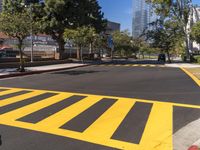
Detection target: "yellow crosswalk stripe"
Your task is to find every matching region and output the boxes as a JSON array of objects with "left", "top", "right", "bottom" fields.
[
  {"left": 83, "top": 98, "right": 135, "bottom": 139},
  {"left": 132, "top": 64, "right": 139, "bottom": 67},
  {"left": 1, "top": 87, "right": 199, "bottom": 150},
  {"left": 0, "top": 90, "right": 46, "bottom": 107},
  {"left": 0, "top": 93, "right": 73, "bottom": 120},
  {"left": 140, "top": 103, "right": 173, "bottom": 150},
  {"left": 36, "top": 95, "right": 103, "bottom": 128},
  {"left": 140, "top": 65, "right": 148, "bottom": 67},
  {"left": 0, "top": 88, "right": 22, "bottom": 97},
  {"left": 96, "top": 64, "right": 167, "bottom": 68},
  {"left": 124, "top": 64, "right": 132, "bottom": 67},
  {"left": 149, "top": 65, "right": 156, "bottom": 67}
]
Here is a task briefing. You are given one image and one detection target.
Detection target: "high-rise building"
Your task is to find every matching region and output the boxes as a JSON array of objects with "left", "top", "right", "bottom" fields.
[{"left": 132, "top": 0, "right": 156, "bottom": 38}]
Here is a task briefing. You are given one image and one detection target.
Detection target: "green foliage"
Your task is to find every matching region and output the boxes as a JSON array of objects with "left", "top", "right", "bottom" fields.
[
  {"left": 64, "top": 26, "right": 96, "bottom": 47},
  {"left": 3, "top": 0, "right": 25, "bottom": 12},
  {"left": 112, "top": 30, "right": 134, "bottom": 57},
  {"left": 0, "top": 11, "right": 34, "bottom": 71},
  {"left": 41, "top": 0, "right": 106, "bottom": 54},
  {"left": 0, "top": 11, "right": 32, "bottom": 44},
  {"left": 191, "top": 21, "right": 200, "bottom": 44},
  {"left": 146, "top": 19, "right": 184, "bottom": 62},
  {"left": 64, "top": 26, "right": 98, "bottom": 59},
  {"left": 194, "top": 55, "right": 200, "bottom": 64},
  {"left": 146, "top": 0, "right": 192, "bottom": 58}
]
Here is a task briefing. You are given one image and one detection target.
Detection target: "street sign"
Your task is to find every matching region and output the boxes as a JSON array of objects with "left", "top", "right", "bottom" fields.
[{"left": 108, "top": 35, "right": 114, "bottom": 49}]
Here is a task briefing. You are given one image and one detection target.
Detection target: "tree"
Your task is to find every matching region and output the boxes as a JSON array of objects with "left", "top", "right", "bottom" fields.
[
  {"left": 112, "top": 30, "right": 134, "bottom": 57},
  {"left": 0, "top": 11, "right": 34, "bottom": 72},
  {"left": 146, "top": 19, "right": 184, "bottom": 63},
  {"left": 3, "top": 0, "right": 25, "bottom": 12},
  {"left": 64, "top": 26, "right": 97, "bottom": 60},
  {"left": 191, "top": 21, "right": 200, "bottom": 44},
  {"left": 146, "top": 0, "right": 192, "bottom": 59},
  {"left": 41, "top": 0, "right": 106, "bottom": 59}
]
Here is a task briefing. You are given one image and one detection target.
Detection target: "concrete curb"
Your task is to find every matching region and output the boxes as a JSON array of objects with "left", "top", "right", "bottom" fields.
[
  {"left": 0, "top": 64, "right": 90, "bottom": 79},
  {"left": 173, "top": 118, "right": 200, "bottom": 150}
]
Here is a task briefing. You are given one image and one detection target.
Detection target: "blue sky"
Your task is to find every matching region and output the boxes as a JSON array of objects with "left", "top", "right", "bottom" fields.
[
  {"left": 98, "top": 0, "right": 132, "bottom": 33},
  {"left": 98, "top": 0, "right": 200, "bottom": 33}
]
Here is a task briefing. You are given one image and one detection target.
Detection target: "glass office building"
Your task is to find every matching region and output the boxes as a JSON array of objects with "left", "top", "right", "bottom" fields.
[{"left": 132, "top": 0, "right": 154, "bottom": 38}]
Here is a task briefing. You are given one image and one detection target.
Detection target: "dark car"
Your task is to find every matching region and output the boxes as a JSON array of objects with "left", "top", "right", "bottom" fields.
[{"left": 158, "top": 54, "right": 166, "bottom": 63}]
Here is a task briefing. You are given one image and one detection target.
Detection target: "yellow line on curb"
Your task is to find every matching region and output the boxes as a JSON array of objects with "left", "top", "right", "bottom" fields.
[{"left": 180, "top": 67, "right": 200, "bottom": 87}]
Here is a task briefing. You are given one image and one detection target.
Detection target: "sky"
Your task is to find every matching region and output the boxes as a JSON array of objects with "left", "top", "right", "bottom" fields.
[
  {"left": 98, "top": 0, "right": 200, "bottom": 33},
  {"left": 98, "top": 0, "right": 132, "bottom": 33}
]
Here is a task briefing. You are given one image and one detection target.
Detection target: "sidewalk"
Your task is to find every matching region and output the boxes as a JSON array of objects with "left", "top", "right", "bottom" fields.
[
  {"left": 0, "top": 63, "right": 89, "bottom": 78},
  {"left": 165, "top": 63, "right": 200, "bottom": 68}
]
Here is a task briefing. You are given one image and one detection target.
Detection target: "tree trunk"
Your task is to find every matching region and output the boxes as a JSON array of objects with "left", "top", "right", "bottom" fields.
[
  {"left": 18, "top": 39, "right": 25, "bottom": 72},
  {"left": 57, "top": 38, "right": 65, "bottom": 60},
  {"left": 89, "top": 43, "right": 92, "bottom": 54},
  {"left": 77, "top": 47, "right": 81, "bottom": 60},
  {"left": 166, "top": 50, "right": 171, "bottom": 63},
  {"left": 185, "top": 36, "right": 190, "bottom": 61}
]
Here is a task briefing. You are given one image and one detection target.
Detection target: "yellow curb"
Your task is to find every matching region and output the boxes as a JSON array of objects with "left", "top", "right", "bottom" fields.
[{"left": 180, "top": 67, "right": 200, "bottom": 87}]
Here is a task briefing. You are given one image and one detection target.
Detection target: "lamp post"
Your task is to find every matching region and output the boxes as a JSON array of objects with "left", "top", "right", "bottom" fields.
[
  {"left": 21, "top": 2, "right": 34, "bottom": 62},
  {"left": 30, "top": 4, "right": 34, "bottom": 63}
]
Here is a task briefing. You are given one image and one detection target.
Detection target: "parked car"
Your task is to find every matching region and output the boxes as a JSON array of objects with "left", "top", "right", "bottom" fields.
[{"left": 158, "top": 54, "right": 166, "bottom": 62}]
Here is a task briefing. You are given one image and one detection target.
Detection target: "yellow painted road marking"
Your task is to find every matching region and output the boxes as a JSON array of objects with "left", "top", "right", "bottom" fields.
[
  {"left": 140, "top": 103, "right": 173, "bottom": 150},
  {"left": 0, "top": 87, "right": 200, "bottom": 150},
  {"left": 0, "top": 88, "right": 22, "bottom": 96},
  {"left": 0, "top": 90, "right": 46, "bottom": 107},
  {"left": 36, "top": 95, "right": 102, "bottom": 128},
  {"left": 132, "top": 64, "right": 139, "bottom": 67},
  {"left": 83, "top": 98, "right": 135, "bottom": 139},
  {"left": 149, "top": 65, "right": 156, "bottom": 67},
  {"left": 0, "top": 93, "right": 73, "bottom": 120},
  {"left": 97, "top": 64, "right": 167, "bottom": 68},
  {"left": 180, "top": 67, "right": 200, "bottom": 87},
  {"left": 141, "top": 65, "right": 148, "bottom": 67},
  {"left": 124, "top": 64, "right": 132, "bottom": 67}
]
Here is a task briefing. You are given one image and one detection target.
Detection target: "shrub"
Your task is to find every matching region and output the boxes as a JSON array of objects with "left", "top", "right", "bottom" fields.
[{"left": 194, "top": 55, "right": 200, "bottom": 64}]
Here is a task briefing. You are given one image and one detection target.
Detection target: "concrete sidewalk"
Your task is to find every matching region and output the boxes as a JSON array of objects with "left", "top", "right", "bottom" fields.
[
  {"left": 165, "top": 63, "right": 200, "bottom": 68},
  {"left": 0, "top": 63, "right": 89, "bottom": 78}
]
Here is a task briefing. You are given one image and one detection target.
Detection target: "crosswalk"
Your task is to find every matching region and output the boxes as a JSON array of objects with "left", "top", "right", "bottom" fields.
[
  {"left": 96, "top": 64, "right": 166, "bottom": 68},
  {"left": 0, "top": 87, "right": 200, "bottom": 150}
]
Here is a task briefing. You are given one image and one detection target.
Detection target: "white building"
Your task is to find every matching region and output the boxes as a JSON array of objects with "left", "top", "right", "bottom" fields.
[{"left": 188, "top": 6, "right": 200, "bottom": 53}]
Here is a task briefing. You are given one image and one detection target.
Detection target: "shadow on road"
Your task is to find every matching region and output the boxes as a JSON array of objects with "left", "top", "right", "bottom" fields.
[{"left": 52, "top": 70, "right": 107, "bottom": 75}]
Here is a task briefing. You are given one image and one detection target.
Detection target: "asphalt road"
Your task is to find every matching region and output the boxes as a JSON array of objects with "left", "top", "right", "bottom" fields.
[{"left": 0, "top": 62, "right": 200, "bottom": 150}]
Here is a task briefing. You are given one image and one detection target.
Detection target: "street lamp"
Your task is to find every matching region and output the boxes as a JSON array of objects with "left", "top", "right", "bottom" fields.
[
  {"left": 30, "top": 4, "right": 34, "bottom": 63},
  {"left": 21, "top": 2, "right": 34, "bottom": 63}
]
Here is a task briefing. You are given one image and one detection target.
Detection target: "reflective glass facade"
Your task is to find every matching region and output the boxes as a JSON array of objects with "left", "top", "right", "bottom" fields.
[{"left": 132, "top": 0, "right": 153, "bottom": 38}]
